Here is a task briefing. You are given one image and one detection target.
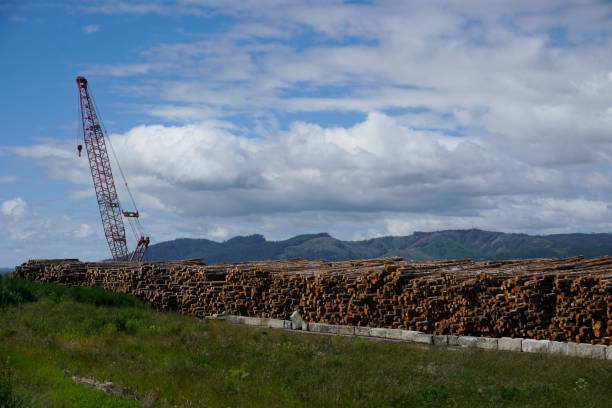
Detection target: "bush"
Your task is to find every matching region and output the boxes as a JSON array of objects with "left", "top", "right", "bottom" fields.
[
  {"left": 0, "top": 276, "right": 39, "bottom": 307},
  {"left": 39, "top": 283, "right": 142, "bottom": 308},
  {"left": 0, "top": 275, "right": 142, "bottom": 308}
]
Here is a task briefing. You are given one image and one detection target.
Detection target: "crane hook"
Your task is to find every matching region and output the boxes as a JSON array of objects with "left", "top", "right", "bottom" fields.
[{"left": 77, "top": 144, "right": 83, "bottom": 157}]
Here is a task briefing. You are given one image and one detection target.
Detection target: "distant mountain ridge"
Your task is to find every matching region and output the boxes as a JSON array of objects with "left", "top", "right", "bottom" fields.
[{"left": 147, "top": 229, "right": 612, "bottom": 264}]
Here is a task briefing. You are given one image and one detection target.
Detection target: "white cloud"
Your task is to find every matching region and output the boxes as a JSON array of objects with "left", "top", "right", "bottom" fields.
[
  {"left": 67, "top": 188, "right": 95, "bottom": 200},
  {"left": 74, "top": 223, "right": 94, "bottom": 238},
  {"left": 0, "top": 205, "right": 110, "bottom": 265},
  {"left": 0, "top": 199, "right": 102, "bottom": 262},
  {"left": 208, "top": 226, "right": 230, "bottom": 240},
  {"left": 81, "top": 1, "right": 209, "bottom": 16},
  {"left": 1, "top": 197, "right": 27, "bottom": 221},
  {"left": 5, "top": 0, "right": 612, "bottom": 265},
  {"left": 145, "top": 104, "right": 224, "bottom": 122},
  {"left": 85, "top": 63, "right": 170, "bottom": 77},
  {"left": 383, "top": 198, "right": 612, "bottom": 237},
  {"left": 81, "top": 24, "right": 100, "bottom": 34},
  {"left": 9, "top": 230, "right": 36, "bottom": 241},
  {"left": 10, "top": 140, "right": 92, "bottom": 185},
  {"left": 13, "top": 107, "right": 611, "bottom": 239},
  {"left": 86, "top": 1, "right": 611, "bottom": 175}
]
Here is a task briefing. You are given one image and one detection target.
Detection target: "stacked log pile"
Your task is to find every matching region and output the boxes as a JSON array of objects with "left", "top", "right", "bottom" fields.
[{"left": 15, "top": 256, "right": 612, "bottom": 344}]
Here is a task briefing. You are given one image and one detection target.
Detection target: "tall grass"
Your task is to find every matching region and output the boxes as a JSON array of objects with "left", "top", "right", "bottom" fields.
[
  {"left": 0, "top": 360, "right": 25, "bottom": 408},
  {"left": 2, "top": 277, "right": 612, "bottom": 407}
]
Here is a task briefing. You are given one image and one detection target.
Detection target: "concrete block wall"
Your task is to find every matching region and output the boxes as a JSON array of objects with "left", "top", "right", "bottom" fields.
[
  {"left": 215, "top": 312, "right": 612, "bottom": 362},
  {"left": 498, "top": 337, "right": 522, "bottom": 352}
]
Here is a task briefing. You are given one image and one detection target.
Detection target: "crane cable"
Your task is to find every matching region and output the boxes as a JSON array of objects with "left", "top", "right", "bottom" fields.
[
  {"left": 76, "top": 86, "right": 81, "bottom": 152},
  {"left": 88, "top": 86, "right": 147, "bottom": 243}
]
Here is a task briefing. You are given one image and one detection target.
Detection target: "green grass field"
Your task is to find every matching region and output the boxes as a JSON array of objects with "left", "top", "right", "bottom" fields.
[{"left": 1, "top": 275, "right": 611, "bottom": 407}]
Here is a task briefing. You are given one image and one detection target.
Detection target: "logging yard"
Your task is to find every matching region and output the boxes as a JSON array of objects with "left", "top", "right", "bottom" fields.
[
  {"left": 6, "top": 1, "right": 612, "bottom": 406},
  {"left": 1, "top": 256, "right": 612, "bottom": 407},
  {"left": 15, "top": 256, "right": 612, "bottom": 344},
  {"left": 0, "top": 74, "right": 607, "bottom": 407}
]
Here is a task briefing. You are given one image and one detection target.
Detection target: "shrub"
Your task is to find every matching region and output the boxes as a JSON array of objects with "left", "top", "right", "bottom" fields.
[
  {"left": 115, "top": 310, "right": 146, "bottom": 334},
  {"left": 0, "top": 275, "right": 142, "bottom": 308},
  {"left": 0, "top": 275, "right": 39, "bottom": 307}
]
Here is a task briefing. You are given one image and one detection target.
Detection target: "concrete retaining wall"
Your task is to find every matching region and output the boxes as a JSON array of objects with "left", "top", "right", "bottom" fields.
[{"left": 215, "top": 312, "right": 612, "bottom": 361}]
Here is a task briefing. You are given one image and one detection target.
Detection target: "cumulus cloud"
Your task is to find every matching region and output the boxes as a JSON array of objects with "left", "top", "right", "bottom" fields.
[
  {"left": 0, "top": 204, "right": 109, "bottom": 265},
  {"left": 14, "top": 109, "right": 610, "bottom": 240},
  {"left": 5, "top": 0, "right": 612, "bottom": 265},
  {"left": 10, "top": 140, "right": 92, "bottom": 185},
  {"left": 74, "top": 223, "right": 94, "bottom": 238},
  {"left": 1, "top": 197, "right": 27, "bottom": 221},
  {"left": 86, "top": 1, "right": 611, "bottom": 174},
  {"left": 96, "top": 113, "right": 533, "bottom": 217}
]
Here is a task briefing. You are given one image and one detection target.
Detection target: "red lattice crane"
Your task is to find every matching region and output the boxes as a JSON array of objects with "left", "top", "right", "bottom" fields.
[{"left": 76, "top": 76, "right": 149, "bottom": 261}]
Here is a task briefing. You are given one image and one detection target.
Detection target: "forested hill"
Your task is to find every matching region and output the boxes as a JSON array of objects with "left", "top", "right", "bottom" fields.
[{"left": 146, "top": 229, "right": 612, "bottom": 264}]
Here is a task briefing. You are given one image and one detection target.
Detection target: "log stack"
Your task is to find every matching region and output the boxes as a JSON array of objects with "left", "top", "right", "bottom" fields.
[{"left": 14, "top": 256, "right": 612, "bottom": 345}]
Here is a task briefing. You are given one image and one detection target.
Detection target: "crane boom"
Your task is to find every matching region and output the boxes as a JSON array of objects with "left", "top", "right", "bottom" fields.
[{"left": 76, "top": 76, "right": 149, "bottom": 261}]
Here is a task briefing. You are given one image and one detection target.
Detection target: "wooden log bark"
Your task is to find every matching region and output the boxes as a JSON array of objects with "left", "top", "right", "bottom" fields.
[{"left": 14, "top": 256, "right": 612, "bottom": 344}]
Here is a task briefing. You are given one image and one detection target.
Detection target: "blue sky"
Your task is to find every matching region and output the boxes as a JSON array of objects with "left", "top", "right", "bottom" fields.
[{"left": 1, "top": 0, "right": 612, "bottom": 266}]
